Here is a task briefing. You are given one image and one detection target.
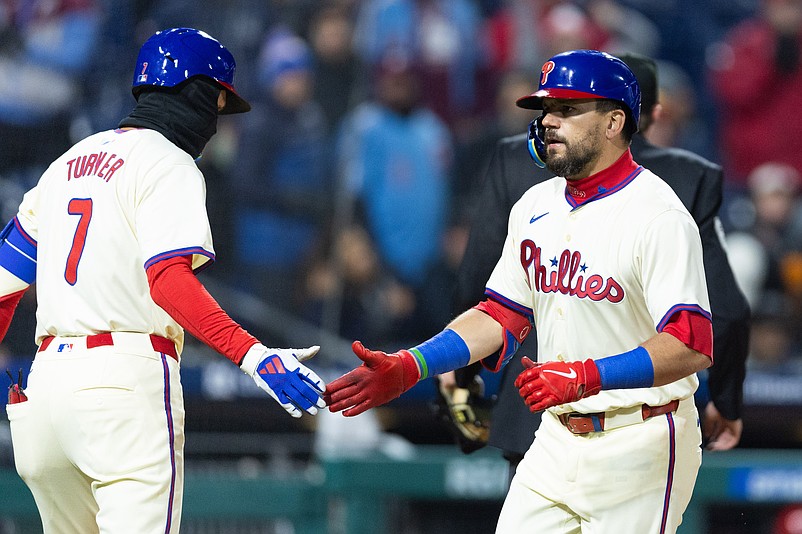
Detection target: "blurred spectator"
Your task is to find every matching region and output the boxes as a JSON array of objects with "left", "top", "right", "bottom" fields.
[
  {"left": 352, "top": 0, "right": 483, "bottom": 125},
  {"left": 304, "top": 224, "right": 418, "bottom": 349},
  {"left": 477, "top": 0, "right": 543, "bottom": 75},
  {"left": 727, "top": 230, "right": 772, "bottom": 310},
  {"left": 335, "top": 50, "right": 453, "bottom": 292},
  {"left": 79, "top": 0, "right": 140, "bottom": 133},
  {"left": 307, "top": 2, "right": 366, "bottom": 133},
  {"left": 645, "top": 59, "right": 717, "bottom": 160},
  {"left": 479, "top": 0, "right": 656, "bottom": 74},
  {"left": 537, "top": 1, "right": 609, "bottom": 58},
  {"left": 452, "top": 69, "right": 534, "bottom": 216},
  {"left": 747, "top": 292, "right": 802, "bottom": 374},
  {"left": 624, "top": 0, "right": 755, "bottom": 155},
  {"left": 748, "top": 162, "right": 802, "bottom": 254},
  {"left": 232, "top": 26, "right": 332, "bottom": 311},
  {"left": 532, "top": 0, "right": 659, "bottom": 59},
  {"left": 585, "top": 0, "right": 660, "bottom": 56},
  {"left": 726, "top": 162, "right": 802, "bottom": 350},
  {"left": 708, "top": 0, "right": 802, "bottom": 188},
  {"left": 619, "top": 0, "right": 745, "bottom": 65},
  {"left": 727, "top": 163, "right": 802, "bottom": 301},
  {"left": 0, "top": 0, "right": 101, "bottom": 189}
]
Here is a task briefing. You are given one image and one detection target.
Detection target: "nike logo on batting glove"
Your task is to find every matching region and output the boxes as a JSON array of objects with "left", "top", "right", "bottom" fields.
[
  {"left": 542, "top": 368, "right": 577, "bottom": 379},
  {"left": 515, "top": 357, "right": 602, "bottom": 412}
]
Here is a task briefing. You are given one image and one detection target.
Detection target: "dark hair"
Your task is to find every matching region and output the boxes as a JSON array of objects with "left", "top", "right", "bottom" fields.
[{"left": 595, "top": 99, "right": 636, "bottom": 142}]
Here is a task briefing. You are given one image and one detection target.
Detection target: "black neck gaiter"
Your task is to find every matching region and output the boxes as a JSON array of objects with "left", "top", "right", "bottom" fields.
[{"left": 118, "top": 78, "right": 220, "bottom": 159}]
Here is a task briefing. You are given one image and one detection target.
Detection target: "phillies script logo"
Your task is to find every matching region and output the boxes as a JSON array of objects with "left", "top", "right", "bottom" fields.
[{"left": 520, "top": 239, "right": 624, "bottom": 302}]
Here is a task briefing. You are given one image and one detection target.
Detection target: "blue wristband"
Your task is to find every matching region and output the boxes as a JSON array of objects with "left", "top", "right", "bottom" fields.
[
  {"left": 408, "top": 329, "right": 471, "bottom": 379},
  {"left": 595, "top": 346, "right": 654, "bottom": 390}
]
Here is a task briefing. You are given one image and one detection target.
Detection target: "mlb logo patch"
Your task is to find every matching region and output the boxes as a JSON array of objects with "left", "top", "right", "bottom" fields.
[
  {"left": 57, "top": 343, "right": 73, "bottom": 353},
  {"left": 137, "top": 62, "right": 148, "bottom": 83}
]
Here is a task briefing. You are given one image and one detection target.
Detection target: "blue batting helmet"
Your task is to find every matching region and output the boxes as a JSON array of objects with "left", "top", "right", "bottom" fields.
[
  {"left": 516, "top": 49, "right": 641, "bottom": 126},
  {"left": 132, "top": 27, "right": 251, "bottom": 114},
  {"left": 516, "top": 49, "right": 641, "bottom": 168}
]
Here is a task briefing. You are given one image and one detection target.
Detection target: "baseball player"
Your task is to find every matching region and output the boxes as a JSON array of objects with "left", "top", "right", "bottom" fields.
[
  {"left": 325, "top": 50, "right": 713, "bottom": 533},
  {"left": 442, "top": 51, "right": 750, "bottom": 464},
  {"left": 2, "top": 28, "right": 326, "bottom": 533}
]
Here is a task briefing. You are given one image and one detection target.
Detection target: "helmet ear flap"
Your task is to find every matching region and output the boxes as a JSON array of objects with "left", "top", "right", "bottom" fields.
[{"left": 527, "top": 116, "right": 547, "bottom": 169}]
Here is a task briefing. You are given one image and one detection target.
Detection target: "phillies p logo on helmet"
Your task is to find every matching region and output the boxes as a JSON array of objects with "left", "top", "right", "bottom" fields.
[{"left": 540, "top": 61, "right": 555, "bottom": 85}]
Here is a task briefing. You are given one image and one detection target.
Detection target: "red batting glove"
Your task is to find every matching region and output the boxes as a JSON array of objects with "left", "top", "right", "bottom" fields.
[
  {"left": 323, "top": 341, "right": 420, "bottom": 417},
  {"left": 514, "top": 357, "right": 602, "bottom": 412},
  {"left": 6, "top": 369, "right": 27, "bottom": 404}
]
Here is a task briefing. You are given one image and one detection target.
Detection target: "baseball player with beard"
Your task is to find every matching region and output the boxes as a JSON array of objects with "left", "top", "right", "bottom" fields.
[
  {"left": 325, "top": 50, "right": 713, "bottom": 533},
  {"left": 1, "top": 28, "right": 325, "bottom": 533}
]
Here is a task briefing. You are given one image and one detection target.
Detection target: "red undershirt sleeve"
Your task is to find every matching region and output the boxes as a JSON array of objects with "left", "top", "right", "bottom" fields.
[
  {"left": 146, "top": 255, "right": 259, "bottom": 365},
  {"left": 0, "top": 288, "right": 28, "bottom": 343},
  {"left": 662, "top": 309, "right": 714, "bottom": 361}
]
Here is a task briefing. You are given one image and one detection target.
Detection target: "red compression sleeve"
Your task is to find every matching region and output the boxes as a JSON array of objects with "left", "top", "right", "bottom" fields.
[
  {"left": 662, "top": 309, "right": 714, "bottom": 361},
  {"left": 147, "top": 256, "right": 258, "bottom": 365},
  {"left": 0, "top": 288, "right": 27, "bottom": 342}
]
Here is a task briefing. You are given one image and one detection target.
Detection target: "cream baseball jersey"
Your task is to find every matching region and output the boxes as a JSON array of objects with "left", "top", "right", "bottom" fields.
[
  {"left": 15, "top": 128, "right": 214, "bottom": 353},
  {"left": 485, "top": 165, "right": 711, "bottom": 414}
]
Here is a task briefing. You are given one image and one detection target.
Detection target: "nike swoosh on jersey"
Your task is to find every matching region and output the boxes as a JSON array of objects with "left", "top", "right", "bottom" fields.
[
  {"left": 530, "top": 212, "right": 549, "bottom": 223},
  {"left": 543, "top": 368, "right": 577, "bottom": 379}
]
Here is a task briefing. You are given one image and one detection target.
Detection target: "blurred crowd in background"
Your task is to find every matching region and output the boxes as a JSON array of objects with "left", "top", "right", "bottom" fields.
[{"left": 2, "top": 0, "right": 802, "bottom": 404}]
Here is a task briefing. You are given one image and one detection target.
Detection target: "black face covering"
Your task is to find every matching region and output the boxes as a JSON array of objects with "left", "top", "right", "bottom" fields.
[{"left": 118, "top": 78, "right": 220, "bottom": 159}]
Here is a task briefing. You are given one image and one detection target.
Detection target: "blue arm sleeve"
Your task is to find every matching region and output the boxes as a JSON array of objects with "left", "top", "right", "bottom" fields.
[{"left": 0, "top": 218, "right": 37, "bottom": 284}]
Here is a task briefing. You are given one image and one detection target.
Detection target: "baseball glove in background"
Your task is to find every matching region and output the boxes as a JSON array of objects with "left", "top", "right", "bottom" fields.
[{"left": 432, "top": 373, "right": 492, "bottom": 454}]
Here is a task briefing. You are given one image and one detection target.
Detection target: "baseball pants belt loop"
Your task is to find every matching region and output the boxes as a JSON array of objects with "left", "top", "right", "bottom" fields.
[
  {"left": 558, "top": 399, "right": 681, "bottom": 435},
  {"left": 38, "top": 333, "right": 178, "bottom": 361}
]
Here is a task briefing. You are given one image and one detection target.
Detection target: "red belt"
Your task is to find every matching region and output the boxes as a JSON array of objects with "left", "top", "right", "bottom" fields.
[
  {"left": 38, "top": 333, "right": 178, "bottom": 361},
  {"left": 557, "top": 399, "right": 680, "bottom": 435}
]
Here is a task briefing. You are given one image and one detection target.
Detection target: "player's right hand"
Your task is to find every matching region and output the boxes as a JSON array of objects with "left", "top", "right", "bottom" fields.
[
  {"left": 323, "top": 340, "right": 420, "bottom": 417},
  {"left": 240, "top": 344, "right": 326, "bottom": 418},
  {"left": 515, "top": 357, "right": 602, "bottom": 411}
]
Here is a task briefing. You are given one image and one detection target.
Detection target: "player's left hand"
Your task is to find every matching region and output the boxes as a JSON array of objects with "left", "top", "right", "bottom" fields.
[
  {"left": 240, "top": 344, "right": 326, "bottom": 418},
  {"left": 515, "top": 357, "right": 602, "bottom": 411},
  {"left": 702, "top": 401, "right": 742, "bottom": 451}
]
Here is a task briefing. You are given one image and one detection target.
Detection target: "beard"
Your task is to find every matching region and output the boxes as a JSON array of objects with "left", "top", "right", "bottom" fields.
[{"left": 545, "top": 124, "right": 604, "bottom": 179}]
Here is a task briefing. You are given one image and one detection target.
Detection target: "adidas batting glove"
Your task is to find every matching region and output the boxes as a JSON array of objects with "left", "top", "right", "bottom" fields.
[{"left": 240, "top": 344, "right": 326, "bottom": 417}]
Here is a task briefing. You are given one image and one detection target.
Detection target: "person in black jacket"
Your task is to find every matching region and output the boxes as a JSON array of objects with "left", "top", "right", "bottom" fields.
[{"left": 443, "top": 51, "right": 750, "bottom": 467}]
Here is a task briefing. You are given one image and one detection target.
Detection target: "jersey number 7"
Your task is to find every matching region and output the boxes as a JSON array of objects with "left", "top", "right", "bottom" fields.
[{"left": 65, "top": 198, "right": 93, "bottom": 286}]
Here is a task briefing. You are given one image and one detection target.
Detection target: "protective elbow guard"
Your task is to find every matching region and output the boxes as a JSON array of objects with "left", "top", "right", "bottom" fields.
[{"left": 474, "top": 299, "right": 533, "bottom": 372}]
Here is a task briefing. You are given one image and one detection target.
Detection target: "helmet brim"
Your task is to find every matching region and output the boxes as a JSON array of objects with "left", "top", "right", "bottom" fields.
[
  {"left": 219, "top": 82, "right": 251, "bottom": 114},
  {"left": 516, "top": 88, "right": 605, "bottom": 110}
]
